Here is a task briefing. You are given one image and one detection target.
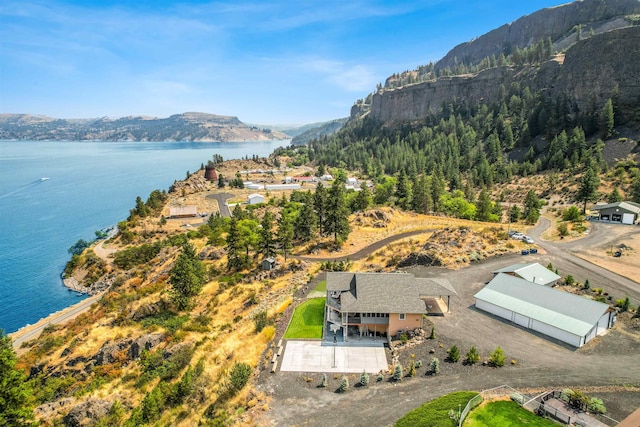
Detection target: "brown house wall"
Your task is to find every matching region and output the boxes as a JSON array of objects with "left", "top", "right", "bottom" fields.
[{"left": 388, "top": 313, "right": 422, "bottom": 336}]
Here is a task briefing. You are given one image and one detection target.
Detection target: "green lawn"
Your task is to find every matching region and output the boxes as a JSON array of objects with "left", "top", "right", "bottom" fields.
[
  {"left": 283, "top": 298, "right": 325, "bottom": 339},
  {"left": 464, "top": 401, "right": 559, "bottom": 427},
  {"left": 312, "top": 280, "right": 326, "bottom": 293},
  {"left": 396, "top": 391, "right": 479, "bottom": 427}
]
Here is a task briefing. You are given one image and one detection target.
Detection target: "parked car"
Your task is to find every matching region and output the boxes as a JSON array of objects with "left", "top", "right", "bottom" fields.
[
  {"left": 523, "top": 236, "right": 534, "bottom": 244},
  {"left": 511, "top": 232, "right": 524, "bottom": 240}
]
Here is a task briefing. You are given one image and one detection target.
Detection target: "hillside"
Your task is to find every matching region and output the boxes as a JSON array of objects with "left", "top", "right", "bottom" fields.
[
  {"left": 291, "top": 118, "right": 348, "bottom": 146},
  {"left": 0, "top": 112, "right": 289, "bottom": 142}
]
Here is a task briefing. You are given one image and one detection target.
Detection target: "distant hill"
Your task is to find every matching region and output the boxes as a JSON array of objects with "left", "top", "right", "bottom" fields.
[
  {"left": 0, "top": 112, "right": 289, "bottom": 142},
  {"left": 291, "top": 118, "right": 348, "bottom": 145}
]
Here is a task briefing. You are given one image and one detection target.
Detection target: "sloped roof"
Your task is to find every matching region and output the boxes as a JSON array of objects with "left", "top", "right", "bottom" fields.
[
  {"left": 169, "top": 206, "right": 198, "bottom": 216},
  {"left": 493, "top": 262, "right": 561, "bottom": 286},
  {"left": 248, "top": 193, "right": 264, "bottom": 199},
  {"left": 326, "top": 272, "right": 456, "bottom": 314},
  {"left": 474, "top": 273, "right": 611, "bottom": 337},
  {"left": 590, "top": 201, "right": 640, "bottom": 214}
]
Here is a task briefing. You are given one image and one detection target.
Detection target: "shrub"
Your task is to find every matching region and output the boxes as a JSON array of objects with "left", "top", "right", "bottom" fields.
[
  {"left": 253, "top": 311, "right": 268, "bottom": 333},
  {"left": 511, "top": 392, "right": 525, "bottom": 404},
  {"left": 588, "top": 397, "right": 606, "bottom": 414},
  {"left": 430, "top": 357, "right": 440, "bottom": 375},
  {"left": 337, "top": 376, "right": 349, "bottom": 393},
  {"left": 562, "top": 206, "right": 582, "bottom": 222},
  {"left": 376, "top": 374, "right": 384, "bottom": 382},
  {"left": 320, "top": 373, "right": 327, "bottom": 387},
  {"left": 557, "top": 222, "right": 569, "bottom": 237},
  {"left": 429, "top": 327, "right": 436, "bottom": 339},
  {"left": 583, "top": 279, "right": 590, "bottom": 290},
  {"left": 399, "top": 333, "right": 408, "bottom": 344},
  {"left": 465, "top": 346, "right": 480, "bottom": 365},
  {"left": 408, "top": 360, "right": 416, "bottom": 377},
  {"left": 615, "top": 297, "right": 631, "bottom": 312},
  {"left": 447, "top": 345, "right": 460, "bottom": 363},
  {"left": 490, "top": 346, "right": 505, "bottom": 367},
  {"left": 360, "top": 371, "right": 369, "bottom": 386},
  {"left": 393, "top": 363, "right": 403, "bottom": 381},
  {"left": 228, "top": 362, "right": 252, "bottom": 394},
  {"left": 564, "top": 275, "right": 575, "bottom": 286},
  {"left": 415, "top": 360, "right": 423, "bottom": 369}
]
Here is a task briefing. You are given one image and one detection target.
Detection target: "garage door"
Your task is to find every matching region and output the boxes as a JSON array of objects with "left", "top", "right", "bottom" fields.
[
  {"left": 622, "top": 213, "right": 635, "bottom": 224},
  {"left": 513, "top": 312, "right": 530, "bottom": 328}
]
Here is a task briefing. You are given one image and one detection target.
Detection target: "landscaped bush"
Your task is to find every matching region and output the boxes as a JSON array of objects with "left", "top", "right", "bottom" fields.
[
  {"left": 337, "top": 376, "right": 349, "bottom": 392},
  {"left": 490, "top": 346, "right": 505, "bottom": 367},
  {"left": 360, "top": 371, "right": 370, "bottom": 386},
  {"left": 465, "top": 346, "right": 480, "bottom": 365},
  {"left": 430, "top": 357, "right": 440, "bottom": 375},
  {"left": 446, "top": 345, "right": 460, "bottom": 363},
  {"left": 510, "top": 392, "right": 525, "bottom": 404},
  {"left": 320, "top": 373, "right": 327, "bottom": 387},
  {"left": 393, "top": 363, "right": 403, "bottom": 381}
]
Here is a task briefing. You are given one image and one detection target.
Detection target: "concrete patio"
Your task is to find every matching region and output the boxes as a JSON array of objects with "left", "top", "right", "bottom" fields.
[{"left": 279, "top": 341, "right": 389, "bottom": 373}]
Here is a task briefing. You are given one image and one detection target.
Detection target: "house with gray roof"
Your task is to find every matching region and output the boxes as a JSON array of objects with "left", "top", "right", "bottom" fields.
[
  {"left": 474, "top": 273, "right": 615, "bottom": 347},
  {"left": 590, "top": 201, "right": 640, "bottom": 224},
  {"left": 325, "top": 272, "right": 457, "bottom": 342},
  {"left": 493, "top": 262, "right": 561, "bottom": 286}
]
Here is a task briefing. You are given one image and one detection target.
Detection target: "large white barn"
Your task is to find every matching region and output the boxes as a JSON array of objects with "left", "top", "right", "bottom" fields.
[{"left": 474, "top": 273, "right": 615, "bottom": 347}]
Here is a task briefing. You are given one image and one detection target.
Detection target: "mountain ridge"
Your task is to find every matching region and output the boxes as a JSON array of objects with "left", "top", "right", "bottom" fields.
[{"left": 0, "top": 112, "right": 289, "bottom": 142}]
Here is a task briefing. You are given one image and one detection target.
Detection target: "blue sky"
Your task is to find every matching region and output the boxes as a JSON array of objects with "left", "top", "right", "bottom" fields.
[{"left": 1, "top": 0, "right": 563, "bottom": 125}]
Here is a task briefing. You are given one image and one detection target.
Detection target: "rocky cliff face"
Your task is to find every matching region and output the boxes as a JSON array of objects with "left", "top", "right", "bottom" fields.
[
  {"left": 369, "top": 26, "right": 640, "bottom": 122},
  {"left": 435, "top": 0, "right": 640, "bottom": 71},
  {"left": 0, "top": 112, "right": 289, "bottom": 142}
]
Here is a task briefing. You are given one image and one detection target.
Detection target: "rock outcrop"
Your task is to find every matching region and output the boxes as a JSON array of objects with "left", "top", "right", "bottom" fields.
[
  {"left": 62, "top": 399, "right": 113, "bottom": 427},
  {"left": 369, "top": 26, "right": 640, "bottom": 122}
]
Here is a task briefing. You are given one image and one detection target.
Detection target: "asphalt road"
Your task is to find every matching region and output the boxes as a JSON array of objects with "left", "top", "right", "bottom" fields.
[
  {"left": 207, "top": 192, "right": 234, "bottom": 217},
  {"left": 9, "top": 292, "right": 104, "bottom": 354}
]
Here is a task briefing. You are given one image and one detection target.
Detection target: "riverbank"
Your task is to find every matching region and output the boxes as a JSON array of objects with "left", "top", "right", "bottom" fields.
[{"left": 8, "top": 292, "right": 104, "bottom": 354}]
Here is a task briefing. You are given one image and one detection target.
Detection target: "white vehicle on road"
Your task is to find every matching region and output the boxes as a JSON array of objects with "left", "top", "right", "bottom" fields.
[
  {"left": 523, "top": 235, "right": 534, "bottom": 244},
  {"left": 511, "top": 232, "right": 524, "bottom": 240}
]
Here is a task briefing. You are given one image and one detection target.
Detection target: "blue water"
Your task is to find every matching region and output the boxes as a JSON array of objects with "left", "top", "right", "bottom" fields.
[{"left": 0, "top": 140, "right": 287, "bottom": 333}]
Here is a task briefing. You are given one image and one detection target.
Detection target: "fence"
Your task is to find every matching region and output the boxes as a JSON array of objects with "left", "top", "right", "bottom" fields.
[{"left": 458, "top": 385, "right": 531, "bottom": 427}]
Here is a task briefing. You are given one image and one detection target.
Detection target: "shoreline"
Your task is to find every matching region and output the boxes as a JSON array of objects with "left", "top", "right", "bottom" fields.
[{"left": 8, "top": 292, "right": 105, "bottom": 354}]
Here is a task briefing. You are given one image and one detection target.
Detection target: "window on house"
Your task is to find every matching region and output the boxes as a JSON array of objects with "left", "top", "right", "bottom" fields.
[{"left": 399, "top": 313, "right": 406, "bottom": 320}]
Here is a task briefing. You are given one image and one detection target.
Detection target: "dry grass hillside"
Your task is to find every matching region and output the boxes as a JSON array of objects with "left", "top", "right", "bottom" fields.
[{"left": 14, "top": 154, "right": 639, "bottom": 426}]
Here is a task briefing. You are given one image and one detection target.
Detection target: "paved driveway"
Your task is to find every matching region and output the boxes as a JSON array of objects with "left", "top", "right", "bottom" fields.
[{"left": 280, "top": 341, "right": 388, "bottom": 373}]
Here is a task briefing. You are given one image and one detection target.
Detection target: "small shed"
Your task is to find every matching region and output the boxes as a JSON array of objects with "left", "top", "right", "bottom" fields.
[
  {"left": 590, "top": 201, "right": 640, "bottom": 224},
  {"left": 262, "top": 257, "right": 276, "bottom": 271},
  {"left": 169, "top": 206, "right": 198, "bottom": 218},
  {"left": 247, "top": 193, "right": 265, "bottom": 204}
]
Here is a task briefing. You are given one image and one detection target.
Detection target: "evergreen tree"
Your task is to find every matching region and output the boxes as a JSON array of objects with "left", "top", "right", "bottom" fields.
[
  {"left": 217, "top": 173, "right": 225, "bottom": 188},
  {"left": 475, "top": 190, "right": 493, "bottom": 222},
  {"left": 523, "top": 190, "right": 541, "bottom": 224},
  {"left": 294, "top": 202, "right": 317, "bottom": 242},
  {"left": 226, "top": 217, "right": 244, "bottom": 270},
  {"left": 465, "top": 346, "right": 480, "bottom": 365},
  {"left": 608, "top": 187, "right": 623, "bottom": 203},
  {"left": 632, "top": 176, "right": 640, "bottom": 203},
  {"left": 431, "top": 167, "right": 446, "bottom": 212},
  {"left": 352, "top": 184, "right": 372, "bottom": 212},
  {"left": 600, "top": 98, "right": 614, "bottom": 139},
  {"left": 232, "top": 204, "right": 247, "bottom": 220},
  {"left": 395, "top": 169, "right": 412, "bottom": 210},
  {"left": 313, "top": 182, "right": 327, "bottom": 235},
  {"left": 169, "top": 242, "right": 207, "bottom": 310},
  {"left": 0, "top": 331, "right": 35, "bottom": 427},
  {"left": 277, "top": 213, "right": 294, "bottom": 261},
  {"left": 324, "top": 177, "right": 351, "bottom": 244},
  {"left": 258, "top": 211, "right": 276, "bottom": 258},
  {"left": 576, "top": 165, "right": 600, "bottom": 213},
  {"left": 411, "top": 175, "right": 433, "bottom": 214}
]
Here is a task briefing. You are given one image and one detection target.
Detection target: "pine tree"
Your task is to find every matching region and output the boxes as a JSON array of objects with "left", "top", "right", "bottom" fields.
[
  {"left": 447, "top": 345, "right": 460, "bottom": 363},
  {"left": 395, "top": 169, "right": 412, "bottom": 210},
  {"left": 490, "top": 346, "right": 506, "bottom": 367},
  {"left": 411, "top": 175, "right": 433, "bottom": 214},
  {"left": 631, "top": 176, "right": 640, "bottom": 203},
  {"left": 600, "top": 98, "right": 614, "bottom": 139},
  {"left": 393, "top": 363, "right": 403, "bottom": 381},
  {"left": 294, "top": 202, "right": 317, "bottom": 242},
  {"left": 277, "top": 213, "right": 294, "bottom": 261},
  {"left": 608, "top": 187, "right": 623, "bottom": 203},
  {"left": 313, "top": 182, "right": 327, "bottom": 235},
  {"left": 169, "top": 242, "right": 207, "bottom": 310},
  {"left": 576, "top": 165, "right": 600, "bottom": 214},
  {"left": 218, "top": 173, "right": 225, "bottom": 188},
  {"left": 523, "top": 190, "right": 541, "bottom": 224},
  {"left": 475, "top": 190, "right": 492, "bottom": 222},
  {"left": 258, "top": 211, "right": 276, "bottom": 258},
  {"left": 0, "top": 331, "right": 35, "bottom": 426},
  {"left": 431, "top": 167, "right": 446, "bottom": 212},
  {"left": 352, "top": 184, "right": 372, "bottom": 212},
  {"left": 226, "top": 217, "right": 244, "bottom": 270},
  {"left": 325, "top": 177, "right": 351, "bottom": 244},
  {"left": 465, "top": 346, "right": 480, "bottom": 365}
]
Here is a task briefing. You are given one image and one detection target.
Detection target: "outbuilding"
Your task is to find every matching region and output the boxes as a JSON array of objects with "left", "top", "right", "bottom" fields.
[
  {"left": 247, "top": 193, "right": 265, "bottom": 204},
  {"left": 590, "top": 201, "right": 640, "bottom": 224},
  {"left": 261, "top": 257, "right": 276, "bottom": 271},
  {"left": 493, "top": 262, "right": 561, "bottom": 286},
  {"left": 474, "top": 273, "right": 615, "bottom": 347},
  {"left": 169, "top": 206, "right": 198, "bottom": 218}
]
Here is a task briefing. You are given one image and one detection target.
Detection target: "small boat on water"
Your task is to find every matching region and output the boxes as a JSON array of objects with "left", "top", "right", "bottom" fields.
[{"left": 40, "top": 177, "right": 50, "bottom": 181}]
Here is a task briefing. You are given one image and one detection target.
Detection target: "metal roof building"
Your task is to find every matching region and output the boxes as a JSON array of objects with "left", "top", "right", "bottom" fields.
[
  {"left": 474, "top": 273, "right": 615, "bottom": 347},
  {"left": 590, "top": 201, "right": 640, "bottom": 224},
  {"left": 493, "top": 262, "right": 561, "bottom": 286}
]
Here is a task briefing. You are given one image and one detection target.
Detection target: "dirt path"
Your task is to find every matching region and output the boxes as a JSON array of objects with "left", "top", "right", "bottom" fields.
[
  {"left": 93, "top": 240, "right": 117, "bottom": 261},
  {"left": 291, "top": 229, "right": 433, "bottom": 262}
]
